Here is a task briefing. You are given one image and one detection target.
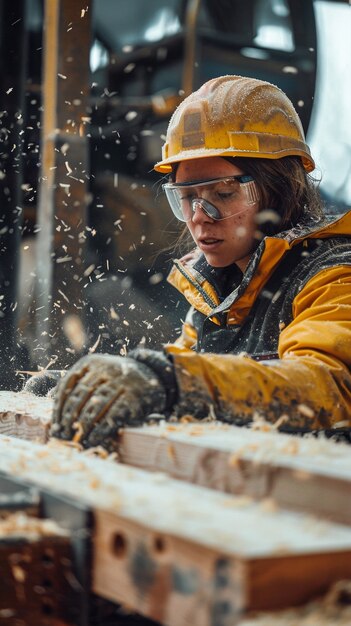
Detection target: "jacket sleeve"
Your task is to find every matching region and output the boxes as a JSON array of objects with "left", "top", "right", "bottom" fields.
[{"left": 165, "top": 266, "right": 351, "bottom": 429}]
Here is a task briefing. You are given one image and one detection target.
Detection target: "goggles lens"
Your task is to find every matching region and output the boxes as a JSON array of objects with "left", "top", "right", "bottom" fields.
[{"left": 163, "top": 175, "right": 258, "bottom": 222}]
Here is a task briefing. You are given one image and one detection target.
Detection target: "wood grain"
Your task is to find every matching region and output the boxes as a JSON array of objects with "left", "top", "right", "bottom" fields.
[
  {"left": 0, "top": 391, "right": 51, "bottom": 442},
  {"left": 239, "top": 578, "right": 351, "bottom": 626},
  {"left": 0, "top": 391, "right": 350, "bottom": 525},
  {"left": 119, "top": 422, "right": 351, "bottom": 525},
  {"left": 1, "top": 435, "right": 351, "bottom": 623},
  {"left": 93, "top": 510, "right": 351, "bottom": 624}
]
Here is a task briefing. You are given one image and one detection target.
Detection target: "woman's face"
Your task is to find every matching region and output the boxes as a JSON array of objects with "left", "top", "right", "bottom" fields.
[{"left": 176, "top": 157, "right": 259, "bottom": 269}]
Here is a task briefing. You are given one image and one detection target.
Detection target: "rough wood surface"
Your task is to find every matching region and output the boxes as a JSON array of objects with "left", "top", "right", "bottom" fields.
[
  {"left": 0, "top": 435, "right": 351, "bottom": 624},
  {"left": 1, "top": 391, "right": 350, "bottom": 525},
  {"left": 0, "top": 391, "right": 51, "bottom": 442},
  {"left": 119, "top": 422, "right": 351, "bottom": 525},
  {"left": 239, "top": 579, "right": 351, "bottom": 625}
]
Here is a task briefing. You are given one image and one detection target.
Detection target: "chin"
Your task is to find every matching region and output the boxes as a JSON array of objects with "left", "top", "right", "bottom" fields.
[{"left": 204, "top": 254, "right": 235, "bottom": 268}]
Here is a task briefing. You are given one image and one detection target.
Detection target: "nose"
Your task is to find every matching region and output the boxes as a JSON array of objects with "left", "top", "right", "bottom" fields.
[{"left": 191, "top": 199, "right": 215, "bottom": 223}]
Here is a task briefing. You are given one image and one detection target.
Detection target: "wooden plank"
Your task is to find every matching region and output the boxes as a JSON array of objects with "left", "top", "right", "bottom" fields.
[
  {"left": 93, "top": 510, "right": 351, "bottom": 624},
  {"left": 0, "top": 391, "right": 51, "bottom": 442},
  {"left": 239, "top": 578, "right": 351, "bottom": 626},
  {"left": 119, "top": 422, "right": 351, "bottom": 525},
  {"left": 0, "top": 435, "right": 351, "bottom": 624},
  {"left": 0, "top": 392, "right": 350, "bottom": 525}
]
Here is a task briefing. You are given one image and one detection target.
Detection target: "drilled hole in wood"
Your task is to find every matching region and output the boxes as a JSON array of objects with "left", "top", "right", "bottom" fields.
[
  {"left": 41, "top": 578, "right": 53, "bottom": 590},
  {"left": 41, "top": 600, "right": 54, "bottom": 615},
  {"left": 112, "top": 532, "right": 127, "bottom": 558},
  {"left": 42, "top": 549, "right": 55, "bottom": 568},
  {"left": 153, "top": 535, "right": 166, "bottom": 554}
]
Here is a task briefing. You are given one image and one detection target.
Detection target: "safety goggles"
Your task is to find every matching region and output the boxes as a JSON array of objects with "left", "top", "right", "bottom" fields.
[{"left": 162, "top": 175, "right": 258, "bottom": 222}]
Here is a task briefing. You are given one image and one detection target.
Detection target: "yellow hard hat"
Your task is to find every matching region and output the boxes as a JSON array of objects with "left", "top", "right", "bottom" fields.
[{"left": 154, "top": 75, "right": 315, "bottom": 173}]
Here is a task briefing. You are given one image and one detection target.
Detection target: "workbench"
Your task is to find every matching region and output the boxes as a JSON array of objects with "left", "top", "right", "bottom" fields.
[{"left": 0, "top": 391, "right": 350, "bottom": 625}]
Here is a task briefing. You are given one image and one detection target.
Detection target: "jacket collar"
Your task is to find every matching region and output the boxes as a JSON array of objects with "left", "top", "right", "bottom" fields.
[{"left": 168, "top": 211, "right": 351, "bottom": 321}]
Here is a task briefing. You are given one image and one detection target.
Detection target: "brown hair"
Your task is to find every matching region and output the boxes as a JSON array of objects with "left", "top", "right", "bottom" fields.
[{"left": 228, "top": 156, "right": 324, "bottom": 235}]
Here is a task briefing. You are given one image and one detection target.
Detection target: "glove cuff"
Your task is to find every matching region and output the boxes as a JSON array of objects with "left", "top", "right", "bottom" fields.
[
  {"left": 128, "top": 348, "right": 178, "bottom": 412},
  {"left": 23, "top": 370, "right": 66, "bottom": 397}
]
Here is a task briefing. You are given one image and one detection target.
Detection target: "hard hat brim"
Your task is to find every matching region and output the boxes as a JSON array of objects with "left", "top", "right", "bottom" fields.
[{"left": 154, "top": 146, "right": 315, "bottom": 174}]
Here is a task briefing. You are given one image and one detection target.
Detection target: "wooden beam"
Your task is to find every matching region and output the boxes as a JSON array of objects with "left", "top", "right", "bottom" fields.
[
  {"left": 0, "top": 391, "right": 51, "bottom": 442},
  {"left": 119, "top": 422, "right": 351, "bottom": 526},
  {"left": 0, "top": 434, "right": 351, "bottom": 623},
  {"left": 35, "top": 0, "right": 92, "bottom": 367},
  {"left": 0, "top": 392, "right": 350, "bottom": 525}
]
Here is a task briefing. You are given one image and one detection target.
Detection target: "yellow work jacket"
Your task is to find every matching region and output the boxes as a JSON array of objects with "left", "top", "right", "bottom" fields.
[{"left": 165, "top": 211, "right": 351, "bottom": 430}]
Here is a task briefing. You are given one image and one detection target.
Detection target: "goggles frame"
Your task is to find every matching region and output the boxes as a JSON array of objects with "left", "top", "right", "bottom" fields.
[{"left": 162, "top": 175, "right": 257, "bottom": 222}]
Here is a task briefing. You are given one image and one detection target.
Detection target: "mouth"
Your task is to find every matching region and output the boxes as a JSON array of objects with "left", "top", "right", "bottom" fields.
[{"left": 198, "top": 237, "right": 223, "bottom": 251}]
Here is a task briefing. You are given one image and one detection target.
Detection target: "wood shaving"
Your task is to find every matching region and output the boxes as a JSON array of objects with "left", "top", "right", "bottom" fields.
[
  {"left": 167, "top": 443, "right": 176, "bottom": 462},
  {"left": 273, "top": 414, "right": 290, "bottom": 429},
  {"left": 251, "top": 412, "right": 289, "bottom": 431},
  {"left": 297, "top": 404, "right": 315, "bottom": 419},
  {"left": 47, "top": 437, "right": 83, "bottom": 451},
  {"left": 89, "top": 477, "right": 101, "bottom": 489},
  {"left": 0, "top": 512, "right": 68, "bottom": 539},
  {"left": 11, "top": 564, "right": 26, "bottom": 583},
  {"left": 228, "top": 453, "right": 241, "bottom": 467},
  {"left": 223, "top": 495, "right": 254, "bottom": 508},
  {"left": 293, "top": 469, "right": 311, "bottom": 482},
  {"left": 333, "top": 420, "right": 350, "bottom": 428},
  {"left": 259, "top": 497, "right": 279, "bottom": 513},
  {"left": 82, "top": 446, "right": 111, "bottom": 459},
  {"left": 281, "top": 439, "right": 300, "bottom": 455},
  {"left": 72, "top": 421, "right": 84, "bottom": 443},
  {"left": 179, "top": 414, "right": 201, "bottom": 423}
]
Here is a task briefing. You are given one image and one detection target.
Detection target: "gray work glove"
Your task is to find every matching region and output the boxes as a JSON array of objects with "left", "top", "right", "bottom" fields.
[
  {"left": 23, "top": 370, "right": 67, "bottom": 397},
  {"left": 51, "top": 350, "right": 177, "bottom": 451}
]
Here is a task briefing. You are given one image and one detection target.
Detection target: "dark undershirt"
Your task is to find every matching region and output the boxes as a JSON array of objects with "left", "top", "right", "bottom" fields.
[{"left": 193, "top": 256, "right": 243, "bottom": 302}]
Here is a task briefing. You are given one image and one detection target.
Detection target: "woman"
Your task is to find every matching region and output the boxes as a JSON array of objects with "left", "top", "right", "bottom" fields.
[{"left": 46, "top": 76, "right": 351, "bottom": 450}]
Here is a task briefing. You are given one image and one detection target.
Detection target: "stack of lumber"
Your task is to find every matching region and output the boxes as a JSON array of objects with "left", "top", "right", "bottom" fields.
[
  {"left": 0, "top": 390, "right": 350, "bottom": 625},
  {"left": 0, "top": 391, "right": 51, "bottom": 441}
]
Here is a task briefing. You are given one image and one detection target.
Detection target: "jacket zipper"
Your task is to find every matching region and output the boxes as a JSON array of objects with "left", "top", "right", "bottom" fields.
[{"left": 173, "top": 260, "right": 218, "bottom": 310}]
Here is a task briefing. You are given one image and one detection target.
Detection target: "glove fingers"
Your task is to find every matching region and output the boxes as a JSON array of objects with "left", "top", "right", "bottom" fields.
[
  {"left": 51, "top": 353, "right": 168, "bottom": 451},
  {"left": 52, "top": 355, "right": 123, "bottom": 439},
  {"left": 77, "top": 366, "right": 163, "bottom": 442},
  {"left": 52, "top": 358, "right": 91, "bottom": 430},
  {"left": 53, "top": 371, "right": 106, "bottom": 438},
  {"left": 83, "top": 391, "right": 146, "bottom": 450},
  {"left": 80, "top": 383, "right": 147, "bottom": 447},
  {"left": 69, "top": 383, "right": 127, "bottom": 442}
]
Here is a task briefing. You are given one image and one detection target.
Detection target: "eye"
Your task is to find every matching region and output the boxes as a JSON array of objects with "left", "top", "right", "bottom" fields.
[
  {"left": 179, "top": 190, "right": 196, "bottom": 203},
  {"left": 217, "top": 190, "right": 236, "bottom": 199},
  {"left": 216, "top": 189, "right": 239, "bottom": 202},
  {"left": 215, "top": 181, "right": 240, "bottom": 201}
]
